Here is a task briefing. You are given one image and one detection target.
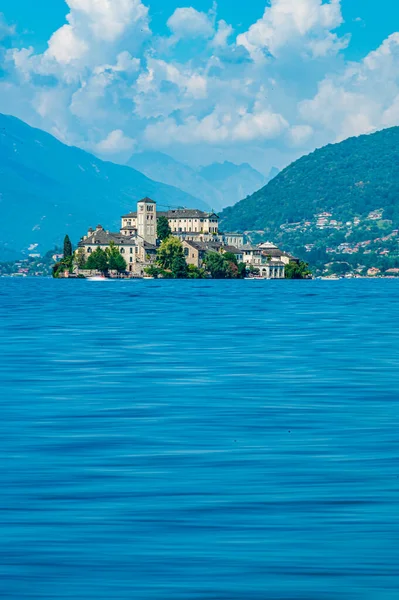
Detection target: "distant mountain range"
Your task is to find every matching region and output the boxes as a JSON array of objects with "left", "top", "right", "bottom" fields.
[
  {"left": 127, "top": 152, "right": 274, "bottom": 211},
  {"left": 220, "top": 127, "right": 399, "bottom": 274},
  {"left": 0, "top": 114, "right": 208, "bottom": 258}
]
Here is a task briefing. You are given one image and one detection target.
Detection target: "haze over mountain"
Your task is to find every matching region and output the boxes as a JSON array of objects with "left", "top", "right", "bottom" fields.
[
  {"left": 0, "top": 114, "right": 209, "bottom": 258},
  {"left": 127, "top": 152, "right": 270, "bottom": 211},
  {"left": 198, "top": 161, "right": 270, "bottom": 208},
  {"left": 126, "top": 151, "right": 220, "bottom": 210}
]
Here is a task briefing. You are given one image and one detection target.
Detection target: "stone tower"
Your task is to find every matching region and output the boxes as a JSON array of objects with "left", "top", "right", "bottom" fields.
[{"left": 137, "top": 197, "right": 157, "bottom": 245}]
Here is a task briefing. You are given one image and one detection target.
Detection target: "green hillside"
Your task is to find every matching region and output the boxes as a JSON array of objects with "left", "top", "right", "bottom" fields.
[{"left": 220, "top": 128, "right": 399, "bottom": 276}]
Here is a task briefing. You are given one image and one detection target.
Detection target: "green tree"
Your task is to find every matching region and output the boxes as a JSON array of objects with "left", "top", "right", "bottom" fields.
[
  {"left": 285, "top": 260, "right": 312, "bottom": 279},
  {"left": 52, "top": 256, "right": 73, "bottom": 278},
  {"left": 171, "top": 254, "right": 188, "bottom": 279},
  {"left": 157, "top": 237, "right": 185, "bottom": 271},
  {"left": 238, "top": 262, "right": 247, "bottom": 279},
  {"left": 204, "top": 252, "right": 229, "bottom": 279},
  {"left": 187, "top": 264, "right": 206, "bottom": 279},
  {"left": 222, "top": 252, "right": 238, "bottom": 265},
  {"left": 106, "top": 242, "right": 127, "bottom": 274},
  {"left": 144, "top": 265, "right": 166, "bottom": 278},
  {"left": 86, "top": 248, "right": 108, "bottom": 273},
  {"left": 75, "top": 247, "right": 86, "bottom": 269},
  {"left": 157, "top": 216, "right": 172, "bottom": 241},
  {"left": 63, "top": 235, "right": 73, "bottom": 258}
]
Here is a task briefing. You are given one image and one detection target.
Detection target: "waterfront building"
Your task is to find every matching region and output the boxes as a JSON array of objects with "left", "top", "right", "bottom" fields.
[{"left": 78, "top": 197, "right": 294, "bottom": 278}]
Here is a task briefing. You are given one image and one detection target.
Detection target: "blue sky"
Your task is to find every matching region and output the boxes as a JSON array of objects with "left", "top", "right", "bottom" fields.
[{"left": 1, "top": 1, "right": 399, "bottom": 173}]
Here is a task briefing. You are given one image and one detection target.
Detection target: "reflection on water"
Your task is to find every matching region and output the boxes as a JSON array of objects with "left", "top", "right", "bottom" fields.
[{"left": 1, "top": 279, "right": 399, "bottom": 599}]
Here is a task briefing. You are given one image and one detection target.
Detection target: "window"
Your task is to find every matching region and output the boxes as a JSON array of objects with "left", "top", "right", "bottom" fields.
[
  {"left": 130, "top": 257, "right": 133, "bottom": 263},
  {"left": 184, "top": 248, "right": 189, "bottom": 256},
  {"left": 120, "top": 248, "right": 125, "bottom": 254},
  {"left": 130, "top": 248, "right": 133, "bottom": 253},
  {"left": 87, "top": 247, "right": 92, "bottom": 253}
]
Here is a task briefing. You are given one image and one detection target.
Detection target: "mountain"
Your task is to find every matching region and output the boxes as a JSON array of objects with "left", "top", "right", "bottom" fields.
[
  {"left": 126, "top": 151, "right": 220, "bottom": 210},
  {"left": 0, "top": 114, "right": 209, "bottom": 256},
  {"left": 220, "top": 127, "right": 399, "bottom": 275},
  {"left": 126, "top": 153, "right": 268, "bottom": 211},
  {"left": 198, "top": 161, "right": 268, "bottom": 208},
  {"left": 268, "top": 166, "right": 280, "bottom": 181}
]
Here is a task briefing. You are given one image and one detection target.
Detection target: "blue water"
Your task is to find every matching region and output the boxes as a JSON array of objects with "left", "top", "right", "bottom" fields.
[{"left": 1, "top": 279, "right": 399, "bottom": 599}]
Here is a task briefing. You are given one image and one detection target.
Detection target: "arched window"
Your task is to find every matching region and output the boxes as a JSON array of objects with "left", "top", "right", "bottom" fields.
[
  {"left": 120, "top": 248, "right": 125, "bottom": 254},
  {"left": 87, "top": 248, "right": 92, "bottom": 253}
]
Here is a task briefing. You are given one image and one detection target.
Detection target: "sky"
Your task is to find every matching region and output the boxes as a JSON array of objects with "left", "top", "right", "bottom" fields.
[{"left": 1, "top": 0, "right": 399, "bottom": 174}]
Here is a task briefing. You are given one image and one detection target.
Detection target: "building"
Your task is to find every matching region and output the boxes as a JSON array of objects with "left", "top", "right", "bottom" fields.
[
  {"left": 78, "top": 197, "right": 294, "bottom": 279},
  {"left": 122, "top": 206, "right": 219, "bottom": 235},
  {"left": 182, "top": 240, "right": 286, "bottom": 279},
  {"left": 122, "top": 204, "right": 242, "bottom": 246},
  {"left": 257, "top": 242, "right": 298, "bottom": 265},
  {"left": 182, "top": 241, "right": 222, "bottom": 267},
  {"left": 78, "top": 197, "right": 159, "bottom": 276}
]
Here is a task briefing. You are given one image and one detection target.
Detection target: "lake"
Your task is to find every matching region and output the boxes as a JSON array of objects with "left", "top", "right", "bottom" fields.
[{"left": 1, "top": 278, "right": 399, "bottom": 599}]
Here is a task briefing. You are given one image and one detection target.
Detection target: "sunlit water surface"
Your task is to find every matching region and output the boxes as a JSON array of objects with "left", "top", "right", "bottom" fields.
[{"left": 1, "top": 279, "right": 399, "bottom": 599}]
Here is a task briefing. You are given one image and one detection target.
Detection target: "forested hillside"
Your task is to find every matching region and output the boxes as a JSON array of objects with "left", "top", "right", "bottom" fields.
[{"left": 220, "top": 128, "right": 399, "bottom": 276}]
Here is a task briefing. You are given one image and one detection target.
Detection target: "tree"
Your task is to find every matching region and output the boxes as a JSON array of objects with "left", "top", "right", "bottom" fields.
[
  {"left": 106, "top": 242, "right": 127, "bottom": 274},
  {"left": 157, "top": 216, "right": 172, "bottom": 241},
  {"left": 187, "top": 264, "right": 206, "bottom": 279},
  {"left": 157, "top": 237, "right": 185, "bottom": 271},
  {"left": 285, "top": 260, "right": 312, "bottom": 279},
  {"left": 63, "top": 235, "right": 73, "bottom": 258},
  {"left": 172, "top": 254, "right": 188, "bottom": 279},
  {"left": 86, "top": 248, "right": 108, "bottom": 273},
  {"left": 144, "top": 265, "right": 166, "bottom": 278},
  {"left": 75, "top": 247, "right": 86, "bottom": 269},
  {"left": 204, "top": 252, "right": 229, "bottom": 279},
  {"left": 238, "top": 262, "right": 247, "bottom": 279},
  {"left": 52, "top": 255, "right": 73, "bottom": 278}
]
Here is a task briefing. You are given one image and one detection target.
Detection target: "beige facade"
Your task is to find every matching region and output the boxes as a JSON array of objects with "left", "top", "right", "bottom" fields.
[
  {"left": 182, "top": 241, "right": 222, "bottom": 268},
  {"left": 242, "top": 245, "right": 286, "bottom": 279},
  {"left": 78, "top": 224, "right": 156, "bottom": 277},
  {"left": 121, "top": 207, "right": 220, "bottom": 237},
  {"left": 167, "top": 210, "right": 219, "bottom": 234},
  {"left": 137, "top": 197, "right": 157, "bottom": 245},
  {"left": 78, "top": 197, "right": 293, "bottom": 279}
]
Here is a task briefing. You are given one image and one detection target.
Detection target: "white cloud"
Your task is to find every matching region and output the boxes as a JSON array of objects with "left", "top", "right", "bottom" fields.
[
  {"left": 3, "top": 0, "right": 399, "bottom": 174},
  {"left": 0, "top": 13, "right": 15, "bottom": 41},
  {"left": 47, "top": 24, "right": 89, "bottom": 65},
  {"left": 144, "top": 104, "right": 288, "bottom": 146},
  {"left": 8, "top": 0, "right": 150, "bottom": 81},
  {"left": 95, "top": 129, "right": 136, "bottom": 153},
  {"left": 211, "top": 20, "right": 234, "bottom": 49},
  {"left": 237, "top": 0, "right": 347, "bottom": 61},
  {"left": 167, "top": 7, "right": 214, "bottom": 39},
  {"left": 300, "top": 33, "right": 399, "bottom": 141},
  {"left": 289, "top": 124, "right": 314, "bottom": 146},
  {"left": 66, "top": 0, "right": 149, "bottom": 42}
]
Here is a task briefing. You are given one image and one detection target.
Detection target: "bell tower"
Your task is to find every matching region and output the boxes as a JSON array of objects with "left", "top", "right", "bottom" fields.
[{"left": 137, "top": 197, "right": 157, "bottom": 245}]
